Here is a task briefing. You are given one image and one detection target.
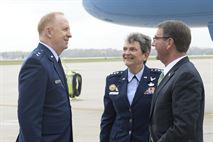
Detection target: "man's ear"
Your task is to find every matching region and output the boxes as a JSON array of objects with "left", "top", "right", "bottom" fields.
[
  {"left": 46, "top": 27, "right": 52, "bottom": 38},
  {"left": 166, "top": 38, "right": 174, "bottom": 50},
  {"left": 143, "top": 52, "right": 150, "bottom": 62}
]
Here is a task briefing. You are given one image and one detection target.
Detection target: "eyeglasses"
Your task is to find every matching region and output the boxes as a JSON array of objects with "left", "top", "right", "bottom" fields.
[{"left": 153, "top": 36, "right": 170, "bottom": 40}]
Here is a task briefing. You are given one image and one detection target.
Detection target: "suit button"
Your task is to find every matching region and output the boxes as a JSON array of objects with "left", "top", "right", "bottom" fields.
[
  {"left": 129, "top": 119, "right": 132, "bottom": 123},
  {"left": 129, "top": 108, "right": 131, "bottom": 112},
  {"left": 129, "top": 130, "right": 132, "bottom": 135}
]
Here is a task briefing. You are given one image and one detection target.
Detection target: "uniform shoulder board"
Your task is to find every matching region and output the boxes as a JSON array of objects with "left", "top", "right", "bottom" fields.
[
  {"left": 108, "top": 70, "right": 124, "bottom": 78},
  {"left": 32, "top": 48, "right": 44, "bottom": 58}
]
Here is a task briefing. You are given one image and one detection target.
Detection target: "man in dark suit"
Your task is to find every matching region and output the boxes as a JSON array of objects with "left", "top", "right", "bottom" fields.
[
  {"left": 149, "top": 20, "right": 205, "bottom": 142},
  {"left": 16, "top": 12, "right": 73, "bottom": 142},
  {"left": 100, "top": 33, "right": 161, "bottom": 142}
]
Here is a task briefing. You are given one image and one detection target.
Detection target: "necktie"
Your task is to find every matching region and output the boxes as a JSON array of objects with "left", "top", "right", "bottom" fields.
[
  {"left": 58, "top": 58, "right": 63, "bottom": 70},
  {"left": 58, "top": 58, "right": 66, "bottom": 83},
  {"left": 133, "top": 75, "right": 139, "bottom": 83},
  {"left": 58, "top": 58, "right": 69, "bottom": 97},
  {"left": 157, "top": 72, "right": 164, "bottom": 85}
]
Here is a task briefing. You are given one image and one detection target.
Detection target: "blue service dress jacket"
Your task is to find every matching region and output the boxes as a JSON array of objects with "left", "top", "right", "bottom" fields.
[
  {"left": 16, "top": 43, "right": 73, "bottom": 142},
  {"left": 100, "top": 65, "right": 161, "bottom": 142}
]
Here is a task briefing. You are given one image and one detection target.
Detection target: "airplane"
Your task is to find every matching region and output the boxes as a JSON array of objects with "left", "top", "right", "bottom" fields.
[{"left": 82, "top": 0, "right": 213, "bottom": 41}]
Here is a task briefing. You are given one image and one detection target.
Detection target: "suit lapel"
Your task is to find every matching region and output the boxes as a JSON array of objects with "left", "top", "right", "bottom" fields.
[
  {"left": 150, "top": 57, "right": 189, "bottom": 117},
  {"left": 156, "top": 56, "right": 189, "bottom": 94},
  {"left": 150, "top": 70, "right": 174, "bottom": 113}
]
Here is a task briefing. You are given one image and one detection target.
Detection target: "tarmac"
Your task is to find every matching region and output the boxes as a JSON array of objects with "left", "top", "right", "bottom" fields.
[{"left": 0, "top": 59, "right": 213, "bottom": 142}]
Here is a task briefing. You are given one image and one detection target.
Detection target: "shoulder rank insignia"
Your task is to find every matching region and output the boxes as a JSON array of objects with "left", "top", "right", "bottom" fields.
[
  {"left": 108, "top": 70, "right": 124, "bottom": 78},
  {"left": 110, "top": 71, "right": 123, "bottom": 75}
]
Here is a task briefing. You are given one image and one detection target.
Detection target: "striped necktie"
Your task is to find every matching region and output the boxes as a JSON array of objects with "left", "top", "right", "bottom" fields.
[{"left": 157, "top": 72, "right": 164, "bottom": 85}]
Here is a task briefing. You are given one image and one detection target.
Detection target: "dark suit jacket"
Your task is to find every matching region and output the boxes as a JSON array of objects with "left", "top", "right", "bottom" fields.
[
  {"left": 17, "top": 43, "right": 73, "bottom": 142},
  {"left": 100, "top": 66, "right": 161, "bottom": 142},
  {"left": 149, "top": 57, "right": 205, "bottom": 142}
]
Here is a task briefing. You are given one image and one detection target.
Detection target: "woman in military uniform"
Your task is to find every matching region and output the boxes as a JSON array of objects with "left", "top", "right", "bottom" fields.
[{"left": 100, "top": 33, "right": 161, "bottom": 142}]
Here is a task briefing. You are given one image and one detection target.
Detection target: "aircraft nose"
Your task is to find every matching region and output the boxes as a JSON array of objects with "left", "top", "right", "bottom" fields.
[
  {"left": 82, "top": 0, "right": 95, "bottom": 16},
  {"left": 82, "top": 0, "right": 114, "bottom": 22},
  {"left": 208, "top": 22, "right": 213, "bottom": 41}
]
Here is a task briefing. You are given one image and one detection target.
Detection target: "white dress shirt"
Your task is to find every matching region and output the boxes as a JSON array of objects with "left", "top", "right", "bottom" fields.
[{"left": 164, "top": 55, "right": 186, "bottom": 76}]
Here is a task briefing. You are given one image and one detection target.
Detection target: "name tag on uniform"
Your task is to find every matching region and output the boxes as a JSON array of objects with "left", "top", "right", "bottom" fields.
[
  {"left": 109, "top": 92, "right": 119, "bottom": 95},
  {"left": 54, "top": 79, "right": 62, "bottom": 84}
]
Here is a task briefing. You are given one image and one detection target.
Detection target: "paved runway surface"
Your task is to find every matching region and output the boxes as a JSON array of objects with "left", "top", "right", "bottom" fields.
[{"left": 0, "top": 59, "right": 213, "bottom": 141}]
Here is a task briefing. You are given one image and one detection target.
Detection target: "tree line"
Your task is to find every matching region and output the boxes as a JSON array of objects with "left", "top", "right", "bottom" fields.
[{"left": 0, "top": 47, "right": 213, "bottom": 59}]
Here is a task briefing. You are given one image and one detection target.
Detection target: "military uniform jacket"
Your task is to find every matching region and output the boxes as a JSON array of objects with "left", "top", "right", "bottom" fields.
[
  {"left": 100, "top": 65, "right": 161, "bottom": 142},
  {"left": 17, "top": 43, "right": 73, "bottom": 142}
]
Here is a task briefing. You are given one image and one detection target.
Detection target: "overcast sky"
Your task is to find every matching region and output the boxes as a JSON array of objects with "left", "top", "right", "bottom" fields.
[{"left": 0, "top": 0, "right": 212, "bottom": 52}]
